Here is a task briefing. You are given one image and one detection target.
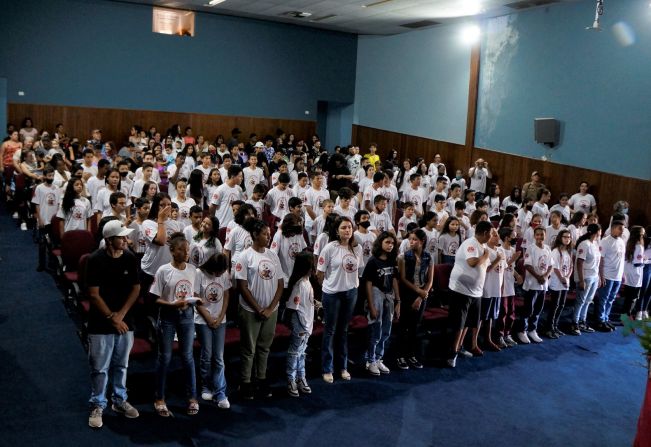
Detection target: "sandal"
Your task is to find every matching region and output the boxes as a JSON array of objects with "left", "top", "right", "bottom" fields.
[
  {"left": 187, "top": 400, "right": 199, "bottom": 416},
  {"left": 154, "top": 401, "right": 171, "bottom": 418}
]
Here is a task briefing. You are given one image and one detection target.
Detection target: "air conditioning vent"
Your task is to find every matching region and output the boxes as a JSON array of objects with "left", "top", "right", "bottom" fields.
[
  {"left": 400, "top": 20, "right": 441, "bottom": 29},
  {"left": 311, "top": 14, "right": 337, "bottom": 22}
]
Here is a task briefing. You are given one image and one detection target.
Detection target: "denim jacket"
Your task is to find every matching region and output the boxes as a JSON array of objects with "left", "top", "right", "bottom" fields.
[{"left": 402, "top": 250, "right": 432, "bottom": 289}]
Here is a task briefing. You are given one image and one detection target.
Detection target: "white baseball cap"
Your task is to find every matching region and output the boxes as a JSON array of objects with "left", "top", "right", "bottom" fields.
[
  {"left": 254, "top": 141, "right": 264, "bottom": 148},
  {"left": 103, "top": 220, "right": 134, "bottom": 238}
]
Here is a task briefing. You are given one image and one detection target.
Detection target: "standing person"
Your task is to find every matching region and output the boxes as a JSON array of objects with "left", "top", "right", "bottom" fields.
[
  {"left": 57, "top": 176, "right": 93, "bottom": 236},
  {"left": 515, "top": 226, "right": 552, "bottom": 344},
  {"left": 86, "top": 221, "right": 140, "bottom": 429},
  {"left": 438, "top": 217, "right": 462, "bottom": 265},
  {"left": 285, "top": 251, "right": 317, "bottom": 397},
  {"left": 623, "top": 226, "right": 647, "bottom": 320},
  {"left": 522, "top": 171, "right": 546, "bottom": 204},
  {"left": 150, "top": 233, "right": 199, "bottom": 417},
  {"left": 570, "top": 224, "right": 602, "bottom": 335},
  {"left": 271, "top": 213, "right": 306, "bottom": 285},
  {"left": 140, "top": 193, "right": 173, "bottom": 305},
  {"left": 475, "top": 228, "right": 506, "bottom": 353},
  {"left": 189, "top": 216, "right": 223, "bottom": 268},
  {"left": 496, "top": 227, "right": 522, "bottom": 348},
  {"left": 363, "top": 232, "right": 401, "bottom": 376},
  {"left": 235, "top": 219, "right": 285, "bottom": 399},
  {"left": 531, "top": 189, "right": 551, "bottom": 227},
  {"left": 446, "top": 221, "right": 493, "bottom": 367},
  {"left": 194, "top": 254, "right": 231, "bottom": 409},
  {"left": 209, "top": 166, "right": 244, "bottom": 230},
  {"left": 32, "top": 167, "right": 61, "bottom": 271},
  {"left": 545, "top": 229, "right": 573, "bottom": 338},
  {"left": 638, "top": 226, "right": 651, "bottom": 320},
  {"left": 568, "top": 181, "right": 597, "bottom": 217},
  {"left": 317, "top": 216, "right": 364, "bottom": 383},
  {"left": 595, "top": 221, "right": 626, "bottom": 331},
  {"left": 486, "top": 183, "right": 501, "bottom": 222},
  {"left": 468, "top": 158, "right": 492, "bottom": 198},
  {"left": 395, "top": 229, "right": 433, "bottom": 370}
]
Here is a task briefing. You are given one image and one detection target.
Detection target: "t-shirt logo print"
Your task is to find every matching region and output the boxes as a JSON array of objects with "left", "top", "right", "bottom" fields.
[
  {"left": 174, "top": 279, "right": 193, "bottom": 300},
  {"left": 538, "top": 255, "right": 548, "bottom": 273},
  {"left": 342, "top": 253, "right": 358, "bottom": 273},
  {"left": 258, "top": 260, "right": 275, "bottom": 280},
  {"left": 46, "top": 193, "right": 56, "bottom": 206},
  {"left": 289, "top": 242, "right": 301, "bottom": 258},
  {"left": 72, "top": 205, "right": 83, "bottom": 220},
  {"left": 190, "top": 246, "right": 202, "bottom": 266},
  {"left": 206, "top": 282, "right": 222, "bottom": 303}
]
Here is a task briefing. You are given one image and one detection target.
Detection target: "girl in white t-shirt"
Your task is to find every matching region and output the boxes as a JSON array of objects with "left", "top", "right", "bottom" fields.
[
  {"left": 571, "top": 224, "right": 602, "bottom": 335},
  {"left": 317, "top": 216, "right": 363, "bottom": 383},
  {"left": 567, "top": 211, "right": 587, "bottom": 246},
  {"left": 189, "top": 216, "right": 223, "bottom": 268},
  {"left": 521, "top": 214, "right": 543, "bottom": 254},
  {"left": 531, "top": 188, "right": 551, "bottom": 227},
  {"left": 204, "top": 168, "right": 222, "bottom": 208},
  {"left": 234, "top": 219, "right": 285, "bottom": 399},
  {"left": 150, "top": 233, "right": 199, "bottom": 417},
  {"left": 438, "top": 217, "right": 462, "bottom": 265},
  {"left": 475, "top": 228, "right": 505, "bottom": 354},
  {"left": 57, "top": 176, "right": 92, "bottom": 235},
  {"left": 271, "top": 214, "right": 307, "bottom": 285},
  {"left": 496, "top": 228, "right": 522, "bottom": 348},
  {"left": 486, "top": 183, "right": 501, "bottom": 222},
  {"left": 515, "top": 227, "right": 552, "bottom": 345},
  {"left": 194, "top": 254, "right": 231, "bottom": 409},
  {"left": 516, "top": 199, "right": 533, "bottom": 238},
  {"left": 622, "top": 226, "right": 646, "bottom": 320},
  {"left": 285, "top": 252, "right": 317, "bottom": 397},
  {"left": 172, "top": 178, "right": 197, "bottom": 229},
  {"left": 545, "top": 229, "right": 573, "bottom": 338}
]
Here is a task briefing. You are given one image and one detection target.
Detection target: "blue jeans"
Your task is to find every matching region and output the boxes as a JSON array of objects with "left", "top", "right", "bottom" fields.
[
  {"left": 156, "top": 308, "right": 197, "bottom": 400},
  {"left": 88, "top": 332, "right": 134, "bottom": 409},
  {"left": 196, "top": 323, "right": 227, "bottom": 401},
  {"left": 596, "top": 279, "right": 621, "bottom": 323},
  {"left": 286, "top": 311, "right": 310, "bottom": 381},
  {"left": 366, "top": 287, "right": 394, "bottom": 363},
  {"left": 321, "top": 289, "right": 357, "bottom": 374},
  {"left": 574, "top": 276, "right": 599, "bottom": 323}
]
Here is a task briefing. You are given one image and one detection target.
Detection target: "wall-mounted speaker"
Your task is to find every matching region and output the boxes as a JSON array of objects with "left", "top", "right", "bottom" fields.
[{"left": 534, "top": 118, "right": 559, "bottom": 147}]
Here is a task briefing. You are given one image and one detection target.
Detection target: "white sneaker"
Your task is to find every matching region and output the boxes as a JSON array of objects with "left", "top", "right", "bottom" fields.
[
  {"left": 504, "top": 335, "right": 518, "bottom": 347},
  {"left": 366, "top": 361, "right": 381, "bottom": 376},
  {"left": 12, "top": 212, "right": 18, "bottom": 219},
  {"left": 20, "top": 222, "right": 27, "bottom": 231},
  {"left": 217, "top": 398, "right": 230, "bottom": 409},
  {"left": 527, "top": 330, "right": 543, "bottom": 343},
  {"left": 516, "top": 332, "right": 531, "bottom": 344},
  {"left": 201, "top": 391, "right": 214, "bottom": 401},
  {"left": 447, "top": 355, "right": 457, "bottom": 368},
  {"left": 340, "top": 369, "right": 351, "bottom": 380},
  {"left": 644, "top": 311, "right": 649, "bottom": 319},
  {"left": 377, "top": 360, "right": 391, "bottom": 374},
  {"left": 88, "top": 406, "right": 103, "bottom": 428},
  {"left": 636, "top": 311, "right": 644, "bottom": 321}
]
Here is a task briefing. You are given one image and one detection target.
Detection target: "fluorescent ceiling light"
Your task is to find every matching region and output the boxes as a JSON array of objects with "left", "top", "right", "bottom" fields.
[{"left": 207, "top": 0, "right": 226, "bottom": 6}]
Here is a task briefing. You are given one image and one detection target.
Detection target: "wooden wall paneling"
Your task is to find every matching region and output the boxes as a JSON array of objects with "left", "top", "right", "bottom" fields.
[
  {"left": 8, "top": 103, "right": 316, "bottom": 148},
  {"left": 352, "top": 125, "right": 651, "bottom": 225}
]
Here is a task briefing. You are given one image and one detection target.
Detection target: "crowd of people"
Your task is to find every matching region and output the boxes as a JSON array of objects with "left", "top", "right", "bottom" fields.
[{"left": 1, "top": 118, "right": 650, "bottom": 429}]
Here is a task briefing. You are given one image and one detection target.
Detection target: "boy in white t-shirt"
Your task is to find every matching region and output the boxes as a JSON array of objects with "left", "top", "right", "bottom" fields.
[
  {"left": 369, "top": 195, "right": 395, "bottom": 236},
  {"left": 515, "top": 227, "right": 553, "bottom": 345},
  {"left": 32, "top": 167, "right": 61, "bottom": 271},
  {"left": 209, "top": 166, "right": 244, "bottom": 229},
  {"left": 595, "top": 221, "right": 626, "bottom": 330},
  {"left": 531, "top": 188, "right": 551, "bottom": 227},
  {"left": 397, "top": 202, "right": 417, "bottom": 240}
]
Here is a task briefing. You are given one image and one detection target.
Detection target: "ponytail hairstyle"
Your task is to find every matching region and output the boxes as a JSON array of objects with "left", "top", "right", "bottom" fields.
[
  {"left": 569, "top": 210, "right": 586, "bottom": 227},
  {"left": 625, "top": 226, "right": 645, "bottom": 263},
  {"left": 62, "top": 176, "right": 83, "bottom": 214},
  {"left": 199, "top": 253, "right": 229, "bottom": 276},
  {"left": 243, "top": 218, "right": 269, "bottom": 240},
  {"left": 286, "top": 250, "right": 314, "bottom": 295},
  {"left": 576, "top": 223, "right": 601, "bottom": 248}
]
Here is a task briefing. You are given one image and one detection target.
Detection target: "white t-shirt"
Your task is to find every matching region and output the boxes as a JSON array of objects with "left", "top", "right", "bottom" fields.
[
  {"left": 128, "top": 220, "right": 147, "bottom": 254},
  {"left": 599, "top": 235, "right": 626, "bottom": 281},
  {"left": 369, "top": 211, "right": 394, "bottom": 234},
  {"left": 86, "top": 176, "right": 105, "bottom": 206},
  {"left": 189, "top": 237, "right": 223, "bottom": 268},
  {"left": 32, "top": 184, "right": 61, "bottom": 224},
  {"left": 397, "top": 215, "right": 417, "bottom": 235},
  {"left": 549, "top": 248, "right": 572, "bottom": 291},
  {"left": 270, "top": 231, "right": 307, "bottom": 284},
  {"left": 210, "top": 183, "right": 243, "bottom": 229},
  {"left": 245, "top": 198, "right": 265, "bottom": 220},
  {"left": 438, "top": 232, "right": 462, "bottom": 257},
  {"left": 234, "top": 247, "right": 285, "bottom": 312},
  {"left": 422, "top": 227, "right": 439, "bottom": 263},
  {"left": 243, "top": 166, "right": 265, "bottom": 199},
  {"left": 285, "top": 277, "right": 315, "bottom": 334},
  {"left": 172, "top": 196, "right": 196, "bottom": 229},
  {"left": 449, "top": 237, "right": 488, "bottom": 298},
  {"left": 483, "top": 246, "right": 505, "bottom": 298},
  {"left": 57, "top": 197, "right": 92, "bottom": 232},
  {"left": 150, "top": 263, "right": 197, "bottom": 305},
  {"left": 354, "top": 230, "right": 377, "bottom": 276},
  {"left": 623, "top": 245, "right": 645, "bottom": 287},
  {"left": 523, "top": 243, "right": 553, "bottom": 291},
  {"left": 304, "top": 187, "right": 330, "bottom": 220},
  {"left": 293, "top": 184, "right": 309, "bottom": 203},
  {"left": 517, "top": 209, "right": 532, "bottom": 237},
  {"left": 403, "top": 187, "right": 427, "bottom": 213},
  {"left": 194, "top": 269, "right": 231, "bottom": 325},
  {"left": 94, "top": 187, "right": 130, "bottom": 217},
  {"left": 501, "top": 196, "right": 521, "bottom": 212},
  {"left": 568, "top": 193, "right": 596, "bottom": 215},
  {"left": 544, "top": 224, "right": 565, "bottom": 248},
  {"left": 502, "top": 245, "right": 516, "bottom": 297},
  {"left": 313, "top": 232, "right": 330, "bottom": 259},
  {"left": 363, "top": 185, "right": 384, "bottom": 209},
  {"left": 575, "top": 239, "right": 600, "bottom": 280},
  {"left": 265, "top": 186, "right": 294, "bottom": 220},
  {"left": 183, "top": 224, "right": 199, "bottom": 244},
  {"left": 333, "top": 205, "right": 356, "bottom": 223},
  {"left": 317, "top": 241, "right": 364, "bottom": 294},
  {"left": 550, "top": 204, "right": 571, "bottom": 223},
  {"left": 532, "top": 202, "right": 550, "bottom": 227},
  {"left": 135, "top": 166, "right": 160, "bottom": 183},
  {"left": 141, "top": 220, "right": 173, "bottom": 276},
  {"left": 469, "top": 167, "right": 490, "bottom": 193},
  {"left": 224, "top": 223, "right": 253, "bottom": 271},
  {"left": 487, "top": 196, "right": 500, "bottom": 218}
]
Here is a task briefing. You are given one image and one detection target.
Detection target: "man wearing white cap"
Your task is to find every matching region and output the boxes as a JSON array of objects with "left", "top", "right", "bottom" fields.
[{"left": 86, "top": 220, "right": 141, "bottom": 429}]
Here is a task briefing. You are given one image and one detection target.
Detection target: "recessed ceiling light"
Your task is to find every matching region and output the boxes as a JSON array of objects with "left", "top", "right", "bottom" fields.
[{"left": 461, "top": 24, "right": 481, "bottom": 44}]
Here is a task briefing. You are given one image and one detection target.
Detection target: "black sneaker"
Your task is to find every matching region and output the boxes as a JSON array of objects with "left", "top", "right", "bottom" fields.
[
  {"left": 596, "top": 322, "right": 612, "bottom": 333},
  {"left": 240, "top": 382, "right": 254, "bottom": 400},
  {"left": 407, "top": 357, "right": 423, "bottom": 369},
  {"left": 256, "top": 382, "right": 273, "bottom": 398},
  {"left": 606, "top": 322, "right": 617, "bottom": 330},
  {"left": 554, "top": 327, "right": 566, "bottom": 337},
  {"left": 581, "top": 323, "right": 595, "bottom": 333},
  {"left": 569, "top": 324, "right": 581, "bottom": 336},
  {"left": 396, "top": 357, "right": 409, "bottom": 370}
]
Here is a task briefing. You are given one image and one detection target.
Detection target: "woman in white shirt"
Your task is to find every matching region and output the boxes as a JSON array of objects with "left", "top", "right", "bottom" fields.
[
  {"left": 622, "top": 226, "right": 646, "bottom": 320},
  {"left": 317, "top": 216, "right": 363, "bottom": 383},
  {"left": 234, "top": 219, "right": 285, "bottom": 400},
  {"left": 189, "top": 216, "right": 223, "bottom": 268},
  {"left": 570, "top": 224, "right": 602, "bottom": 335}
]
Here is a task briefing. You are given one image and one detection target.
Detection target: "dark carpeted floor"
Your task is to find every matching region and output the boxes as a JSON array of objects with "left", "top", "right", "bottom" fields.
[{"left": 0, "top": 210, "right": 645, "bottom": 447}]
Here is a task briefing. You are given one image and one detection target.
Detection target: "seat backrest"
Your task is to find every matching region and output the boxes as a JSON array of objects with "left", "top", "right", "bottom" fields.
[
  {"left": 78, "top": 253, "right": 91, "bottom": 296},
  {"left": 61, "top": 230, "right": 96, "bottom": 271},
  {"left": 50, "top": 215, "right": 63, "bottom": 245},
  {"left": 434, "top": 263, "right": 453, "bottom": 291}
]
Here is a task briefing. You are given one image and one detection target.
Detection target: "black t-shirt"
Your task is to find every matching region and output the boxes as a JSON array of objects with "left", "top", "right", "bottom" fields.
[
  {"left": 361, "top": 256, "right": 397, "bottom": 293},
  {"left": 86, "top": 248, "right": 140, "bottom": 334}
]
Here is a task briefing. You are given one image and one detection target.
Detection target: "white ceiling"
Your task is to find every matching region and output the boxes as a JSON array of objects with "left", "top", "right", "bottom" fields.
[{"left": 108, "top": 0, "right": 580, "bottom": 35}]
